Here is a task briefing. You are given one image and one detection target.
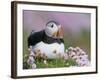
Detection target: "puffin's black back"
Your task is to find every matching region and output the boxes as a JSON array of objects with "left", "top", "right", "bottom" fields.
[
  {"left": 28, "top": 30, "right": 44, "bottom": 47},
  {"left": 28, "top": 30, "right": 64, "bottom": 47}
]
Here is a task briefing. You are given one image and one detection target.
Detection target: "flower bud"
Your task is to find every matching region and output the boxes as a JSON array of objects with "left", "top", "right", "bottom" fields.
[
  {"left": 27, "top": 56, "right": 35, "bottom": 64},
  {"left": 43, "top": 60, "right": 47, "bottom": 64},
  {"left": 32, "top": 63, "right": 37, "bottom": 69}
]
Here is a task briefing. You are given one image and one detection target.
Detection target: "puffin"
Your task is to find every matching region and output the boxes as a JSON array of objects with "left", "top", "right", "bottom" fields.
[{"left": 28, "top": 21, "right": 65, "bottom": 59}]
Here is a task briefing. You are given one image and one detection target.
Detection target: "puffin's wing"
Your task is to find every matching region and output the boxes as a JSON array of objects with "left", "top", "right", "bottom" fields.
[{"left": 28, "top": 30, "right": 44, "bottom": 47}]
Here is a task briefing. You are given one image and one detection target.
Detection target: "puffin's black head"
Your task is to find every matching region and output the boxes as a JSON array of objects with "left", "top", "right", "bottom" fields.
[{"left": 45, "top": 21, "right": 64, "bottom": 39}]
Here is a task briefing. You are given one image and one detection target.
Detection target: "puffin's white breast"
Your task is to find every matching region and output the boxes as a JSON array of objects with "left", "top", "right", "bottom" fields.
[{"left": 33, "top": 41, "right": 65, "bottom": 59}]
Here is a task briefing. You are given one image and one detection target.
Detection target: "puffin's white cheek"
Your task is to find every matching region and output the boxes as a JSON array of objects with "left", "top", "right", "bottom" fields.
[
  {"left": 51, "top": 27, "right": 58, "bottom": 37},
  {"left": 53, "top": 26, "right": 58, "bottom": 32},
  {"left": 45, "top": 28, "right": 53, "bottom": 37}
]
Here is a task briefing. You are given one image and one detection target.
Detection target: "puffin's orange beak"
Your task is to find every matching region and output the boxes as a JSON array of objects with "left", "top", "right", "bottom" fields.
[
  {"left": 52, "top": 26, "right": 64, "bottom": 38},
  {"left": 57, "top": 26, "right": 64, "bottom": 38}
]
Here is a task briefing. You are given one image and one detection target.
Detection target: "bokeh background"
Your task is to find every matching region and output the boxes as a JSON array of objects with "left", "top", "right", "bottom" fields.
[{"left": 23, "top": 10, "right": 91, "bottom": 69}]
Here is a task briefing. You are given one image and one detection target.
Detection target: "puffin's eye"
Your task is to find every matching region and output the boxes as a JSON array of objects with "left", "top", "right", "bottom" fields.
[{"left": 51, "top": 24, "right": 54, "bottom": 28}]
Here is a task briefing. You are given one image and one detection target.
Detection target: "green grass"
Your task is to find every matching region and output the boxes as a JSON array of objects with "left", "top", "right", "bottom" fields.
[
  {"left": 23, "top": 57, "right": 78, "bottom": 69},
  {"left": 23, "top": 29, "right": 90, "bottom": 69},
  {"left": 36, "top": 58, "right": 78, "bottom": 68}
]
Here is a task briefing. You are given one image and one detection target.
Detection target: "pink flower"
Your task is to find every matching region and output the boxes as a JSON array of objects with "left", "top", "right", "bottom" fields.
[
  {"left": 27, "top": 56, "right": 35, "bottom": 64},
  {"left": 67, "top": 46, "right": 90, "bottom": 67},
  {"left": 32, "top": 63, "right": 37, "bottom": 69}
]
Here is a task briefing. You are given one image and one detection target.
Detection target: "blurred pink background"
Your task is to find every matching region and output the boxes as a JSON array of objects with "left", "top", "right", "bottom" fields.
[{"left": 23, "top": 10, "right": 90, "bottom": 34}]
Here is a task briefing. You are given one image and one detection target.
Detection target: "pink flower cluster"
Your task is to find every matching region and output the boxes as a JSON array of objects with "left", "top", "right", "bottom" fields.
[
  {"left": 66, "top": 47, "right": 90, "bottom": 67},
  {"left": 27, "top": 46, "right": 37, "bottom": 69},
  {"left": 27, "top": 46, "right": 90, "bottom": 69}
]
